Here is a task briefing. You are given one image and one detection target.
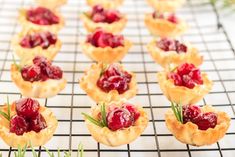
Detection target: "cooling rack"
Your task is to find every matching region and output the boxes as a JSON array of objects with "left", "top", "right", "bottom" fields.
[{"left": 0, "top": 0, "right": 235, "bottom": 156}]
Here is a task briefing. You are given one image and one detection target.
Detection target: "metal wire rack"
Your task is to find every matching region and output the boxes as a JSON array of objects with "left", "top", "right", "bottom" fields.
[{"left": 0, "top": 0, "right": 235, "bottom": 156}]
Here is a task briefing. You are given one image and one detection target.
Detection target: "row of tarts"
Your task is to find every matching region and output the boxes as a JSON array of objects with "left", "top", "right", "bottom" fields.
[{"left": 0, "top": 0, "right": 231, "bottom": 151}]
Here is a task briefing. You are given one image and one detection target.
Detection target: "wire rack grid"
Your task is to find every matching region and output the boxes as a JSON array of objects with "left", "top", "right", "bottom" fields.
[{"left": 0, "top": 0, "right": 235, "bottom": 157}]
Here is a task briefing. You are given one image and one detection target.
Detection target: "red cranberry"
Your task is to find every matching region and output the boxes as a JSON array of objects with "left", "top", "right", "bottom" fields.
[
  {"left": 90, "top": 5, "right": 121, "bottom": 23},
  {"left": 21, "top": 56, "right": 63, "bottom": 82},
  {"left": 10, "top": 115, "right": 28, "bottom": 135},
  {"left": 15, "top": 98, "right": 40, "bottom": 119},
  {"left": 97, "top": 64, "right": 132, "bottom": 94},
  {"left": 21, "top": 65, "right": 41, "bottom": 82},
  {"left": 28, "top": 113, "right": 47, "bottom": 133},
  {"left": 157, "top": 38, "right": 187, "bottom": 53},
  {"left": 192, "top": 112, "right": 217, "bottom": 130},
  {"left": 46, "top": 65, "right": 63, "bottom": 79},
  {"left": 20, "top": 32, "right": 57, "bottom": 49},
  {"left": 183, "top": 105, "right": 201, "bottom": 123},
  {"left": 87, "top": 29, "right": 124, "bottom": 48},
  {"left": 105, "top": 10, "right": 121, "bottom": 23},
  {"left": 107, "top": 108, "right": 133, "bottom": 131},
  {"left": 122, "top": 103, "right": 140, "bottom": 121},
  {"left": 167, "top": 14, "right": 179, "bottom": 24},
  {"left": 91, "top": 5, "right": 104, "bottom": 16},
  {"left": 26, "top": 7, "right": 59, "bottom": 25},
  {"left": 177, "top": 63, "right": 195, "bottom": 76},
  {"left": 97, "top": 32, "right": 114, "bottom": 48},
  {"left": 168, "top": 73, "right": 183, "bottom": 86},
  {"left": 168, "top": 63, "right": 203, "bottom": 89}
]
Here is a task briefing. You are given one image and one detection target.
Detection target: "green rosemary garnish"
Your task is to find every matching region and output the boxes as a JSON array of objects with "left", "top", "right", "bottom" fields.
[
  {"left": 14, "top": 145, "right": 27, "bottom": 157},
  {"left": 82, "top": 103, "right": 107, "bottom": 127},
  {"left": 83, "top": 12, "right": 91, "bottom": 18},
  {"left": 171, "top": 102, "right": 183, "bottom": 123},
  {"left": 100, "top": 64, "right": 108, "bottom": 77},
  {"left": 100, "top": 103, "right": 107, "bottom": 127},
  {"left": 30, "top": 142, "right": 38, "bottom": 157},
  {"left": 77, "top": 143, "right": 84, "bottom": 157},
  {"left": 44, "top": 146, "right": 55, "bottom": 157},
  {"left": 12, "top": 55, "right": 21, "bottom": 71},
  {"left": 0, "top": 153, "right": 2, "bottom": 157},
  {"left": 44, "top": 144, "right": 84, "bottom": 157},
  {"left": 0, "top": 96, "right": 11, "bottom": 121}
]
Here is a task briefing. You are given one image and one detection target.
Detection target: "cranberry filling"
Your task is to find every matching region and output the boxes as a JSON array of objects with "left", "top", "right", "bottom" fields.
[
  {"left": 97, "top": 64, "right": 132, "bottom": 94},
  {"left": 168, "top": 63, "right": 203, "bottom": 89},
  {"left": 15, "top": 98, "right": 40, "bottom": 119},
  {"left": 152, "top": 11, "right": 179, "bottom": 24},
  {"left": 157, "top": 38, "right": 187, "bottom": 53},
  {"left": 26, "top": 7, "right": 59, "bottom": 25},
  {"left": 90, "top": 5, "right": 121, "bottom": 23},
  {"left": 183, "top": 105, "right": 217, "bottom": 130},
  {"left": 87, "top": 29, "right": 124, "bottom": 48},
  {"left": 105, "top": 103, "right": 140, "bottom": 131},
  {"left": 10, "top": 115, "right": 28, "bottom": 136},
  {"left": 10, "top": 98, "right": 47, "bottom": 135},
  {"left": 20, "top": 32, "right": 57, "bottom": 49},
  {"left": 21, "top": 56, "right": 63, "bottom": 82}
]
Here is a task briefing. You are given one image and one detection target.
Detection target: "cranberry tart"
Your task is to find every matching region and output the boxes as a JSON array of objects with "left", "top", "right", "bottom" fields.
[
  {"left": 146, "top": 0, "right": 185, "bottom": 12},
  {"left": 81, "top": 29, "right": 132, "bottom": 63},
  {"left": 157, "top": 63, "right": 213, "bottom": 105},
  {"left": 147, "top": 38, "right": 203, "bottom": 68},
  {"left": 35, "top": 0, "right": 67, "bottom": 9},
  {"left": 145, "top": 11, "right": 187, "bottom": 37},
  {"left": 165, "top": 103, "right": 230, "bottom": 146},
  {"left": 80, "top": 5, "right": 127, "bottom": 33},
  {"left": 82, "top": 99, "right": 148, "bottom": 146},
  {"left": 11, "top": 56, "right": 67, "bottom": 98},
  {"left": 0, "top": 98, "right": 57, "bottom": 147},
  {"left": 19, "top": 7, "right": 65, "bottom": 33},
  {"left": 12, "top": 29, "right": 61, "bottom": 62},
  {"left": 80, "top": 63, "right": 137, "bottom": 102},
  {"left": 86, "top": 0, "right": 124, "bottom": 9}
]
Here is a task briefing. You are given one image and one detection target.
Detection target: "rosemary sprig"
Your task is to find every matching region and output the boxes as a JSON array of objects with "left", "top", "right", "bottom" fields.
[
  {"left": 0, "top": 96, "right": 11, "bottom": 121},
  {"left": 171, "top": 102, "right": 183, "bottom": 123},
  {"left": 44, "top": 144, "right": 84, "bottom": 157},
  {"left": 12, "top": 55, "right": 21, "bottom": 71},
  {"left": 77, "top": 143, "right": 84, "bottom": 157},
  {"left": 14, "top": 145, "right": 27, "bottom": 157},
  {"left": 100, "top": 103, "right": 107, "bottom": 127},
  {"left": 100, "top": 64, "right": 108, "bottom": 77},
  {"left": 83, "top": 12, "right": 91, "bottom": 18},
  {"left": 82, "top": 103, "right": 107, "bottom": 128},
  {"left": 44, "top": 146, "right": 55, "bottom": 157},
  {"left": 30, "top": 142, "right": 38, "bottom": 157},
  {"left": 82, "top": 113, "right": 104, "bottom": 127},
  {"left": 0, "top": 153, "right": 2, "bottom": 157}
]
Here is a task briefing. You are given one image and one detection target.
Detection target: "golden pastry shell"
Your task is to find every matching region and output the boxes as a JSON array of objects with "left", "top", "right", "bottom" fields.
[
  {"left": 147, "top": 39, "right": 203, "bottom": 68},
  {"left": 144, "top": 13, "right": 188, "bottom": 37},
  {"left": 0, "top": 103, "right": 58, "bottom": 148},
  {"left": 35, "top": 0, "right": 68, "bottom": 9},
  {"left": 80, "top": 13, "right": 127, "bottom": 33},
  {"left": 86, "top": 0, "right": 124, "bottom": 9},
  {"left": 80, "top": 39, "right": 132, "bottom": 63},
  {"left": 84, "top": 99, "right": 149, "bottom": 147},
  {"left": 18, "top": 8, "right": 65, "bottom": 34},
  {"left": 165, "top": 105, "right": 230, "bottom": 146},
  {"left": 79, "top": 63, "right": 138, "bottom": 103},
  {"left": 157, "top": 71, "right": 213, "bottom": 105},
  {"left": 12, "top": 29, "right": 62, "bottom": 63},
  {"left": 146, "top": 0, "right": 186, "bottom": 12},
  {"left": 11, "top": 64, "right": 67, "bottom": 98}
]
